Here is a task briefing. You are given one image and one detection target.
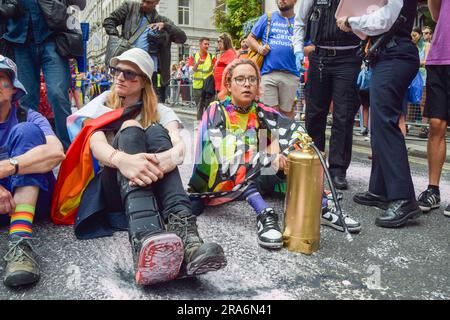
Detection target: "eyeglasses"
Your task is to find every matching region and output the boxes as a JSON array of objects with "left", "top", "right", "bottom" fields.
[
  {"left": 232, "top": 76, "right": 258, "bottom": 86},
  {"left": 109, "top": 66, "right": 145, "bottom": 81}
]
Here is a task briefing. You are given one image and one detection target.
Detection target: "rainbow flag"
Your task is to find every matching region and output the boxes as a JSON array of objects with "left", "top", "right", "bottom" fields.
[{"left": 51, "top": 103, "right": 142, "bottom": 225}]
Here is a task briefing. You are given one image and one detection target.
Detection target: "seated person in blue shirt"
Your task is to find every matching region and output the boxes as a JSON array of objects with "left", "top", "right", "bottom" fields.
[{"left": 0, "top": 55, "right": 65, "bottom": 288}]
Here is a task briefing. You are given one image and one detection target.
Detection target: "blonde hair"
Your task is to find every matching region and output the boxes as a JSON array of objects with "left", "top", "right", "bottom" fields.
[{"left": 107, "top": 78, "right": 160, "bottom": 128}]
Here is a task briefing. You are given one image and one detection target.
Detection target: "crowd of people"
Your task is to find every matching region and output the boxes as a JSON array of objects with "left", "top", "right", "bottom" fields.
[{"left": 0, "top": 0, "right": 448, "bottom": 291}]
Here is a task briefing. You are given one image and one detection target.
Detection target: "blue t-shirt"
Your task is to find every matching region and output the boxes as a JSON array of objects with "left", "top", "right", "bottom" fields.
[
  {"left": 133, "top": 17, "right": 159, "bottom": 72},
  {"left": 251, "top": 12, "right": 298, "bottom": 77},
  {"left": 133, "top": 17, "right": 151, "bottom": 52},
  {"left": 0, "top": 106, "right": 55, "bottom": 160}
]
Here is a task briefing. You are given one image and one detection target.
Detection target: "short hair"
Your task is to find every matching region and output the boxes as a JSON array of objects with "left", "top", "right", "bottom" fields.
[
  {"left": 199, "top": 37, "right": 210, "bottom": 43},
  {"left": 422, "top": 26, "right": 433, "bottom": 33},
  {"left": 412, "top": 27, "right": 422, "bottom": 34}
]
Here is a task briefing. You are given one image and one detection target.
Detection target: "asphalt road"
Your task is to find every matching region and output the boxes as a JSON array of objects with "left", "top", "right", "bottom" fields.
[{"left": 0, "top": 115, "right": 448, "bottom": 300}]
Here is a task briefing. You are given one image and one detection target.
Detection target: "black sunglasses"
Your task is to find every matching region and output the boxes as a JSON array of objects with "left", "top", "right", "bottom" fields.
[{"left": 109, "top": 66, "right": 145, "bottom": 81}]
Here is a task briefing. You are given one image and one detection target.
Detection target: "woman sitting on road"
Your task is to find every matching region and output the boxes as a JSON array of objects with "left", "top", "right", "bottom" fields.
[
  {"left": 51, "top": 48, "right": 226, "bottom": 286},
  {"left": 188, "top": 59, "right": 361, "bottom": 250}
]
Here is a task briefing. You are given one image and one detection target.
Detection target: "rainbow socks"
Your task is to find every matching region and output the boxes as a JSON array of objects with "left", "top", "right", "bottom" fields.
[{"left": 9, "top": 204, "right": 35, "bottom": 238}]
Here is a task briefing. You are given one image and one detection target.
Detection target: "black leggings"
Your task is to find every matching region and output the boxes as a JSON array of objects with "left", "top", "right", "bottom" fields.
[{"left": 100, "top": 123, "right": 192, "bottom": 221}]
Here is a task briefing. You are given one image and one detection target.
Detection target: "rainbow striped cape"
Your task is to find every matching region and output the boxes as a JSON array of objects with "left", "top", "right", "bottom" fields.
[
  {"left": 51, "top": 103, "right": 142, "bottom": 225},
  {"left": 188, "top": 97, "right": 306, "bottom": 205}
]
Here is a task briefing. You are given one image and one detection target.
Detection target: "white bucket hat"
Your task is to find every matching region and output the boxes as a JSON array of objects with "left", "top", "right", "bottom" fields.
[{"left": 110, "top": 48, "right": 154, "bottom": 81}]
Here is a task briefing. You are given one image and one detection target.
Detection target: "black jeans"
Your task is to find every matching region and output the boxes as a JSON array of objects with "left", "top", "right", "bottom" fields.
[
  {"left": 306, "top": 50, "right": 362, "bottom": 177},
  {"left": 101, "top": 123, "right": 192, "bottom": 221}
]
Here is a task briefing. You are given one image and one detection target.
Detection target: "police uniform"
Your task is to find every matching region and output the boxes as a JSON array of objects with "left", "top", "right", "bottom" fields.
[
  {"left": 349, "top": 0, "right": 422, "bottom": 228},
  {"left": 293, "top": 0, "right": 362, "bottom": 189}
]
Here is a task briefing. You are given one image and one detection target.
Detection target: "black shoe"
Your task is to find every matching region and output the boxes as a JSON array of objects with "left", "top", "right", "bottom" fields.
[
  {"left": 353, "top": 191, "right": 390, "bottom": 210},
  {"left": 417, "top": 188, "right": 441, "bottom": 212},
  {"left": 331, "top": 176, "right": 348, "bottom": 190},
  {"left": 375, "top": 199, "right": 422, "bottom": 228},
  {"left": 168, "top": 212, "right": 227, "bottom": 276},
  {"left": 256, "top": 208, "right": 283, "bottom": 249}
]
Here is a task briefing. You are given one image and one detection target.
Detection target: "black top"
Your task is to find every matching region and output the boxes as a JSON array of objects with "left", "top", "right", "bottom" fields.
[{"left": 307, "top": 0, "right": 360, "bottom": 47}]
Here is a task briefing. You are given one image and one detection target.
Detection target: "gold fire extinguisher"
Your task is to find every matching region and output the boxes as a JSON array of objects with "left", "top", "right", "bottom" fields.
[{"left": 283, "top": 136, "right": 324, "bottom": 255}]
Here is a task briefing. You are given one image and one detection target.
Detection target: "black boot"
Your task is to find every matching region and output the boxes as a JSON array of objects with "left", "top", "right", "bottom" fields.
[
  {"left": 167, "top": 211, "right": 227, "bottom": 276},
  {"left": 118, "top": 175, "right": 184, "bottom": 285}
]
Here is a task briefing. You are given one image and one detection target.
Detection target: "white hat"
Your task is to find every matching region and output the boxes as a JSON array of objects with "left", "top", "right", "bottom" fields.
[{"left": 110, "top": 48, "right": 154, "bottom": 81}]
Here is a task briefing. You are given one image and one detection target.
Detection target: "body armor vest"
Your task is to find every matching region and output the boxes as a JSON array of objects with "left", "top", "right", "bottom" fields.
[{"left": 307, "top": 0, "right": 360, "bottom": 47}]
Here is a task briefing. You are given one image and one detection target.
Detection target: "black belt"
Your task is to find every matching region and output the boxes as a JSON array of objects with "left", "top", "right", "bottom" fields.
[{"left": 315, "top": 47, "right": 358, "bottom": 57}]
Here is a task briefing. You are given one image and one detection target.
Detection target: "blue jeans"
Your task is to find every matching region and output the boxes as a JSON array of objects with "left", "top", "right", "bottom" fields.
[
  {"left": 0, "top": 123, "right": 55, "bottom": 226},
  {"left": 14, "top": 41, "right": 72, "bottom": 150}
]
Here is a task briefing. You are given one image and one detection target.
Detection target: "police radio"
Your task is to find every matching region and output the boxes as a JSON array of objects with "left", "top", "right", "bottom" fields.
[{"left": 359, "top": 15, "right": 407, "bottom": 65}]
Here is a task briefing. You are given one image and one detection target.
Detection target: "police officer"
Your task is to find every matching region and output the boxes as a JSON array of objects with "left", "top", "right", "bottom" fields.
[
  {"left": 337, "top": 0, "right": 422, "bottom": 228},
  {"left": 293, "top": 0, "right": 362, "bottom": 190}
]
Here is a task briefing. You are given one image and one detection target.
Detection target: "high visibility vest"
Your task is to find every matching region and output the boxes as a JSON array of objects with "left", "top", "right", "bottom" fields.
[{"left": 192, "top": 52, "right": 213, "bottom": 90}]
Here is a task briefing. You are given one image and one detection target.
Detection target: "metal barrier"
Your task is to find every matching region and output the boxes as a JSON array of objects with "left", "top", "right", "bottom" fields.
[
  {"left": 167, "top": 79, "right": 196, "bottom": 108},
  {"left": 294, "top": 82, "right": 450, "bottom": 142}
]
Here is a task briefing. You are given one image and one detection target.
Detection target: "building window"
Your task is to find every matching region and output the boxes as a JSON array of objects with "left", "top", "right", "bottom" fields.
[{"left": 178, "top": 0, "right": 190, "bottom": 25}]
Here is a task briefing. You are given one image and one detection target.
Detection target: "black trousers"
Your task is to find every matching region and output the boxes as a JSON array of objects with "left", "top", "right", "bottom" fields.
[
  {"left": 101, "top": 123, "right": 192, "bottom": 222},
  {"left": 369, "top": 39, "right": 419, "bottom": 200},
  {"left": 305, "top": 50, "right": 362, "bottom": 177}
]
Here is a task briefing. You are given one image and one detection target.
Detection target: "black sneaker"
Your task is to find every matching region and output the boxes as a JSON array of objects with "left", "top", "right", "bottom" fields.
[
  {"left": 444, "top": 203, "right": 450, "bottom": 217},
  {"left": 256, "top": 208, "right": 283, "bottom": 249},
  {"left": 417, "top": 188, "right": 441, "bottom": 212},
  {"left": 321, "top": 206, "right": 361, "bottom": 233},
  {"left": 168, "top": 212, "right": 227, "bottom": 276}
]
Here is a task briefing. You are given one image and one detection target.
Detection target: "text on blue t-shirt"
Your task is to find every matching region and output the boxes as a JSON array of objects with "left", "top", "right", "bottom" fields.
[{"left": 251, "top": 11, "right": 298, "bottom": 77}]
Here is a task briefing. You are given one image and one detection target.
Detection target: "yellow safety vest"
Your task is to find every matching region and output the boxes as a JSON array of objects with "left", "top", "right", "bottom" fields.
[{"left": 193, "top": 52, "right": 213, "bottom": 90}]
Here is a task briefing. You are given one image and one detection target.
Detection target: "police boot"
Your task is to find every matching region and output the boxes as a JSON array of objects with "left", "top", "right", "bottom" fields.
[
  {"left": 118, "top": 174, "right": 184, "bottom": 285},
  {"left": 167, "top": 211, "right": 227, "bottom": 277}
]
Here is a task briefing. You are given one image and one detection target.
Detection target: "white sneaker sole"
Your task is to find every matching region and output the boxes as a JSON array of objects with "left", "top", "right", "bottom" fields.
[
  {"left": 135, "top": 233, "right": 184, "bottom": 286},
  {"left": 257, "top": 237, "right": 283, "bottom": 249},
  {"left": 444, "top": 209, "right": 450, "bottom": 217},
  {"left": 419, "top": 204, "right": 440, "bottom": 212}
]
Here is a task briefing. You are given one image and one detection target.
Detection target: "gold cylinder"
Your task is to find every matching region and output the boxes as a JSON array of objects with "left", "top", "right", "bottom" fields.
[{"left": 283, "top": 147, "right": 324, "bottom": 254}]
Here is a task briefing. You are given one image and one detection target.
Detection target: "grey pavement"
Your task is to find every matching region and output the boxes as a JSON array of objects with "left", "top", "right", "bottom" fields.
[{"left": 0, "top": 114, "right": 448, "bottom": 300}]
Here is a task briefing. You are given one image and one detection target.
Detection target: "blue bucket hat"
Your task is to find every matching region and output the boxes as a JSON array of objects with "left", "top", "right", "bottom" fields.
[{"left": 0, "top": 55, "right": 27, "bottom": 102}]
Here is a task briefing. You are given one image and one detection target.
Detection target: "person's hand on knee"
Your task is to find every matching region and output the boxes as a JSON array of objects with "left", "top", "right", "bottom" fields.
[
  {"left": 0, "top": 185, "right": 15, "bottom": 215},
  {"left": 116, "top": 152, "right": 164, "bottom": 187}
]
